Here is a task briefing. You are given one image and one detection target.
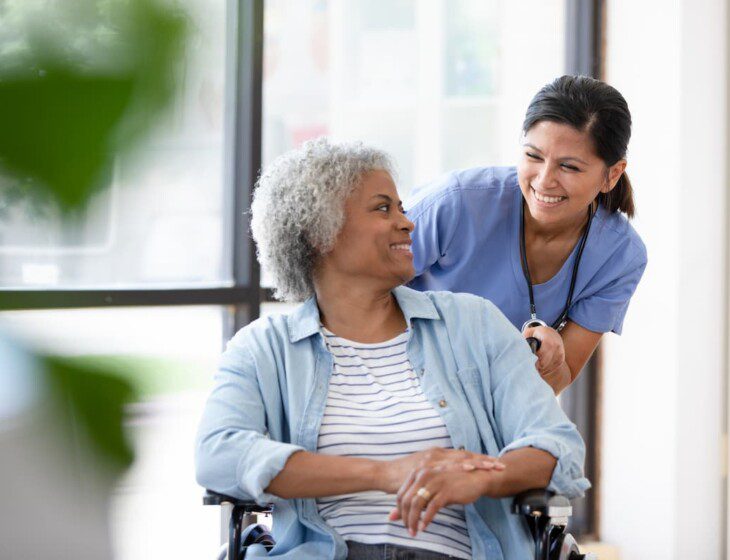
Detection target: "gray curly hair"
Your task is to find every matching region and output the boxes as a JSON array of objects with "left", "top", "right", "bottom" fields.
[{"left": 251, "top": 137, "right": 395, "bottom": 302}]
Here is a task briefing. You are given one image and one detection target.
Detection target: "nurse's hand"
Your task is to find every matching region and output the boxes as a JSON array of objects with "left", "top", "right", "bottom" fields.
[{"left": 522, "top": 325, "right": 569, "bottom": 391}]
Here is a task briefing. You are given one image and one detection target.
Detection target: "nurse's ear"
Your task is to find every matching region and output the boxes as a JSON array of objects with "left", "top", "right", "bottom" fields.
[{"left": 601, "top": 159, "right": 627, "bottom": 193}]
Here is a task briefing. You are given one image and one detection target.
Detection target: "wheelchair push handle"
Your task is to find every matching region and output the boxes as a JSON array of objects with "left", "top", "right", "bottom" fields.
[
  {"left": 521, "top": 319, "right": 545, "bottom": 355},
  {"left": 526, "top": 336, "right": 541, "bottom": 354}
]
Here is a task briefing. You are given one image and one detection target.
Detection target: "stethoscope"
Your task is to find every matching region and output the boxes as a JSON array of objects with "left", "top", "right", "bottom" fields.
[{"left": 519, "top": 201, "right": 595, "bottom": 353}]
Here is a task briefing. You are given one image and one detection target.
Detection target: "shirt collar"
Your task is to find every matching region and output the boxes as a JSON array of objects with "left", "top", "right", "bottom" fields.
[{"left": 286, "top": 285, "right": 441, "bottom": 343}]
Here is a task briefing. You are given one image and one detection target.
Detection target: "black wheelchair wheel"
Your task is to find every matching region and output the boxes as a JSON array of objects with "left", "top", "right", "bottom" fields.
[{"left": 550, "top": 532, "right": 581, "bottom": 560}]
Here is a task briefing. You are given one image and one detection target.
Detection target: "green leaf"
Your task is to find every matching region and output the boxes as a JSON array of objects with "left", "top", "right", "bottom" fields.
[
  {"left": 0, "top": 0, "right": 188, "bottom": 211},
  {"left": 43, "top": 354, "right": 138, "bottom": 473}
]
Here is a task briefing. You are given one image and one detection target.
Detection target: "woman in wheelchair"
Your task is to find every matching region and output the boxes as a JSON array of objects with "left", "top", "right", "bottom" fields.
[{"left": 196, "top": 138, "right": 589, "bottom": 560}]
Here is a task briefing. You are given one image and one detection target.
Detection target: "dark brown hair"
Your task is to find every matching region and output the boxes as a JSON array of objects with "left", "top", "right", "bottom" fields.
[{"left": 523, "top": 75, "right": 635, "bottom": 217}]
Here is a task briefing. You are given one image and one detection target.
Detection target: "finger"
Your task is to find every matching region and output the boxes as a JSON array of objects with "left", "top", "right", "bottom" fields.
[
  {"left": 396, "top": 469, "right": 416, "bottom": 504},
  {"left": 420, "top": 493, "right": 448, "bottom": 532},
  {"left": 539, "top": 353, "right": 560, "bottom": 373},
  {"left": 405, "top": 470, "right": 435, "bottom": 535},
  {"left": 407, "top": 487, "right": 431, "bottom": 536},
  {"left": 465, "top": 458, "right": 505, "bottom": 471},
  {"left": 388, "top": 507, "right": 401, "bottom": 521},
  {"left": 523, "top": 327, "right": 539, "bottom": 339},
  {"left": 431, "top": 449, "right": 472, "bottom": 468},
  {"left": 542, "top": 365, "right": 562, "bottom": 380},
  {"left": 399, "top": 483, "right": 418, "bottom": 533},
  {"left": 395, "top": 469, "right": 418, "bottom": 526}
]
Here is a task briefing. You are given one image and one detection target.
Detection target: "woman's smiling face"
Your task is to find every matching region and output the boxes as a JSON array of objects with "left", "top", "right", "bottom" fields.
[
  {"left": 322, "top": 169, "right": 415, "bottom": 288},
  {"left": 517, "top": 120, "right": 622, "bottom": 228}
]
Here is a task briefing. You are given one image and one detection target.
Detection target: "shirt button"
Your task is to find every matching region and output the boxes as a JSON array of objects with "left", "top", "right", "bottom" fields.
[{"left": 438, "top": 399, "right": 447, "bottom": 408}]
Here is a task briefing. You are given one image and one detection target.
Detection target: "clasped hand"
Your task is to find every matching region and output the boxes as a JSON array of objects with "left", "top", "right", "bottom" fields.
[
  {"left": 382, "top": 447, "right": 505, "bottom": 536},
  {"left": 521, "top": 324, "right": 569, "bottom": 392}
]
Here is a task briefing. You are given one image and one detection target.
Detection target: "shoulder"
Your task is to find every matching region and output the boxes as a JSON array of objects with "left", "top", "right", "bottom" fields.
[
  {"left": 417, "top": 289, "right": 505, "bottom": 329},
  {"left": 592, "top": 207, "right": 648, "bottom": 269},
  {"left": 406, "top": 166, "right": 519, "bottom": 218},
  {"left": 224, "top": 310, "right": 299, "bottom": 365}
]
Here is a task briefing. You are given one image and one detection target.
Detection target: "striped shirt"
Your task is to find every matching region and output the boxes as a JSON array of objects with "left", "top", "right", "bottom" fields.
[{"left": 316, "top": 328, "right": 472, "bottom": 559}]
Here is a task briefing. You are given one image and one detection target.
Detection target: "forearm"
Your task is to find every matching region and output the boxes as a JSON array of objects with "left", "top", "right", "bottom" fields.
[
  {"left": 484, "top": 447, "right": 556, "bottom": 498},
  {"left": 543, "top": 361, "right": 572, "bottom": 395},
  {"left": 265, "top": 450, "right": 384, "bottom": 499}
]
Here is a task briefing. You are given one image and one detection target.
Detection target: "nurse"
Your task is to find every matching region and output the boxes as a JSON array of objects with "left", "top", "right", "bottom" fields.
[{"left": 407, "top": 75, "right": 647, "bottom": 394}]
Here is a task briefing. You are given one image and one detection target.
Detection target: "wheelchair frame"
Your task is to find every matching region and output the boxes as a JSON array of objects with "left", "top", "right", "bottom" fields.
[{"left": 203, "top": 488, "right": 591, "bottom": 560}]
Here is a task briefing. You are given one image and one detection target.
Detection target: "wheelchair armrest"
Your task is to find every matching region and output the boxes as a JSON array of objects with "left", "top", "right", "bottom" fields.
[
  {"left": 202, "top": 489, "right": 272, "bottom": 514},
  {"left": 511, "top": 489, "right": 572, "bottom": 523}
]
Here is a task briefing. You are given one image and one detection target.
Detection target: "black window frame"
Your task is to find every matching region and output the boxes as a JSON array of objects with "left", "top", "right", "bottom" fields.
[
  {"left": 0, "top": 0, "right": 603, "bottom": 539},
  {"left": 561, "top": 0, "right": 605, "bottom": 540}
]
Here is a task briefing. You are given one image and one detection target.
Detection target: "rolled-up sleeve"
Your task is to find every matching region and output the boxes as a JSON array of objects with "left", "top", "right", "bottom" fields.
[
  {"left": 482, "top": 300, "right": 591, "bottom": 499},
  {"left": 195, "top": 334, "right": 304, "bottom": 505}
]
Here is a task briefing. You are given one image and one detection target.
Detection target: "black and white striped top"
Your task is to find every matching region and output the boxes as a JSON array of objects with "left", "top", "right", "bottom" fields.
[{"left": 316, "top": 328, "right": 472, "bottom": 559}]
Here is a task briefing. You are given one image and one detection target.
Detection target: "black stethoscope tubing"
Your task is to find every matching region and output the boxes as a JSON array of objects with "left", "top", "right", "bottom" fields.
[{"left": 519, "top": 201, "right": 595, "bottom": 351}]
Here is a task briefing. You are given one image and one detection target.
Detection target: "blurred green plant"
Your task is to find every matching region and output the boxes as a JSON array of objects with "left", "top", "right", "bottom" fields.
[
  {"left": 44, "top": 355, "right": 137, "bottom": 472},
  {"left": 0, "top": 0, "right": 188, "bottom": 210},
  {"left": 0, "top": 0, "right": 189, "bottom": 472}
]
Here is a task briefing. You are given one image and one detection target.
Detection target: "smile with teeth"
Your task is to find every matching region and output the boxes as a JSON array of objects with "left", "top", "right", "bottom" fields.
[
  {"left": 390, "top": 243, "right": 412, "bottom": 253},
  {"left": 532, "top": 187, "right": 567, "bottom": 204}
]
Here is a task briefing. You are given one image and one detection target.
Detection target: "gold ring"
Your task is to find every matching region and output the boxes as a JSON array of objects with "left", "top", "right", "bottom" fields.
[{"left": 416, "top": 487, "right": 432, "bottom": 502}]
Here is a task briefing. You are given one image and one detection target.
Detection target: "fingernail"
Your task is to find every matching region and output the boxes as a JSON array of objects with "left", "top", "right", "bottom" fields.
[
  {"left": 495, "top": 462, "right": 506, "bottom": 470},
  {"left": 462, "top": 463, "right": 475, "bottom": 471},
  {"left": 418, "top": 522, "right": 425, "bottom": 532},
  {"left": 481, "top": 460, "right": 494, "bottom": 468}
]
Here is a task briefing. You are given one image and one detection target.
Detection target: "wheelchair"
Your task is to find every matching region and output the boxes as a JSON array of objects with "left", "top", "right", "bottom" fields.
[{"left": 203, "top": 488, "right": 596, "bottom": 560}]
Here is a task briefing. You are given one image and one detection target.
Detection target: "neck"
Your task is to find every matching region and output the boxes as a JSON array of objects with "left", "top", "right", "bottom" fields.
[
  {"left": 313, "top": 273, "right": 405, "bottom": 343},
  {"left": 524, "top": 203, "right": 591, "bottom": 243}
]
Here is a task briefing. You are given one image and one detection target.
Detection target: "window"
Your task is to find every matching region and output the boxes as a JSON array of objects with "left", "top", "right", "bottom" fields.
[
  {"left": 0, "top": 0, "right": 231, "bottom": 289},
  {"left": 0, "top": 1, "right": 601, "bottom": 555},
  {"left": 263, "top": 0, "right": 566, "bottom": 194}
]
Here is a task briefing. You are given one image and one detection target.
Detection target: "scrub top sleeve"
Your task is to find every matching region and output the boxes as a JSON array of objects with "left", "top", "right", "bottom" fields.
[
  {"left": 568, "top": 250, "right": 647, "bottom": 335},
  {"left": 406, "top": 175, "right": 463, "bottom": 277}
]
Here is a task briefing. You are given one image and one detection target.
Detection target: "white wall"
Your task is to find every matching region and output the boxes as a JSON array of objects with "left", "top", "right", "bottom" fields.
[{"left": 602, "top": 1, "right": 727, "bottom": 558}]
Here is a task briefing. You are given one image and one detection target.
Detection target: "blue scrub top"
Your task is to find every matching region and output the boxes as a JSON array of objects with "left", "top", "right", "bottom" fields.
[{"left": 406, "top": 166, "right": 647, "bottom": 335}]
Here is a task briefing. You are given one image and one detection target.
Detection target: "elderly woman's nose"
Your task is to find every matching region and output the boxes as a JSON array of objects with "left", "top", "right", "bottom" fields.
[{"left": 399, "top": 212, "right": 415, "bottom": 232}]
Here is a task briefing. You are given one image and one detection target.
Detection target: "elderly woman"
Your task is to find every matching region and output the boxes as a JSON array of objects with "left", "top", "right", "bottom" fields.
[{"left": 195, "top": 138, "right": 589, "bottom": 560}]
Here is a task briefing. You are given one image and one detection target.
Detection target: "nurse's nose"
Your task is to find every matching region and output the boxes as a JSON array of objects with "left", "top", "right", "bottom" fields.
[{"left": 534, "top": 165, "right": 559, "bottom": 191}]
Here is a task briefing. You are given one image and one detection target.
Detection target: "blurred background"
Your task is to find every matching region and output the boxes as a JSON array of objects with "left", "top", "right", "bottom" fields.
[{"left": 0, "top": 0, "right": 726, "bottom": 559}]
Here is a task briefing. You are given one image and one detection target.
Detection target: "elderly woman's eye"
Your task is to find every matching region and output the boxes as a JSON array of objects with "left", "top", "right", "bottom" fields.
[{"left": 377, "top": 204, "right": 389, "bottom": 212}]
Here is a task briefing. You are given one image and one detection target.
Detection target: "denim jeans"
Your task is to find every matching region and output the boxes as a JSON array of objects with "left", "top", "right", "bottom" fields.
[{"left": 345, "top": 541, "right": 460, "bottom": 560}]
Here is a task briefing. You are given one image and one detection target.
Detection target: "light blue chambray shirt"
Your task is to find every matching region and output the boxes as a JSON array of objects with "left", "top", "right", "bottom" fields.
[{"left": 195, "top": 286, "right": 590, "bottom": 560}]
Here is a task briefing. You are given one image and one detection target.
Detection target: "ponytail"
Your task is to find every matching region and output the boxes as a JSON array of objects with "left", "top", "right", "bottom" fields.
[{"left": 597, "top": 171, "right": 634, "bottom": 218}]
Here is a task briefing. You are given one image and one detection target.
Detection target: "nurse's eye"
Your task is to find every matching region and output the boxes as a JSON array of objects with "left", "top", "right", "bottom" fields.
[
  {"left": 560, "top": 163, "right": 580, "bottom": 172},
  {"left": 526, "top": 152, "right": 542, "bottom": 161}
]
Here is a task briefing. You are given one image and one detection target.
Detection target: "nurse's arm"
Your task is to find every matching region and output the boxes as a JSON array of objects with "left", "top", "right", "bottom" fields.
[
  {"left": 557, "top": 321, "right": 602, "bottom": 390},
  {"left": 527, "top": 321, "right": 602, "bottom": 394}
]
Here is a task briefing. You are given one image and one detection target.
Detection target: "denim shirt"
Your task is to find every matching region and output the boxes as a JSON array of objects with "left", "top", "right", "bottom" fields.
[{"left": 196, "top": 287, "right": 590, "bottom": 559}]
